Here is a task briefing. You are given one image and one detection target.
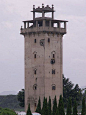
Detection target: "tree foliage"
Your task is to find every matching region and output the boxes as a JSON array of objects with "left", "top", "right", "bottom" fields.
[
  {"left": 67, "top": 98, "right": 72, "bottom": 115},
  {"left": 63, "top": 75, "right": 82, "bottom": 107},
  {"left": 48, "top": 96, "right": 51, "bottom": 115},
  {"left": 53, "top": 96, "right": 57, "bottom": 115},
  {"left": 58, "top": 95, "right": 65, "bottom": 115},
  {"left": 0, "top": 108, "right": 16, "bottom": 115},
  {"left": 17, "top": 89, "right": 25, "bottom": 107},
  {"left": 26, "top": 104, "right": 32, "bottom": 115},
  {"left": 35, "top": 97, "right": 41, "bottom": 114},
  {"left": 73, "top": 100, "right": 78, "bottom": 115},
  {"left": 81, "top": 97, "right": 86, "bottom": 115},
  {"left": 41, "top": 97, "right": 48, "bottom": 115}
]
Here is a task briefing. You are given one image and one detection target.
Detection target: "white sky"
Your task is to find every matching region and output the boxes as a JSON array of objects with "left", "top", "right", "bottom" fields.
[{"left": 0, "top": 0, "right": 86, "bottom": 93}]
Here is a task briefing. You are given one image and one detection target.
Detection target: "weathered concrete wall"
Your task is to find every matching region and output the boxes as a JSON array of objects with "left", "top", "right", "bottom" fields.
[{"left": 25, "top": 33, "right": 63, "bottom": 112}]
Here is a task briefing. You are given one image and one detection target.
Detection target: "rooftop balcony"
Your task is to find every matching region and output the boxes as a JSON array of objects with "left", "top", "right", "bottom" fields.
[
  {"left": 20, "top": 19, "right": 67, "bottom": 35},
  {"left": 20, "top": 26, "right": 66, "bottom": 35}
]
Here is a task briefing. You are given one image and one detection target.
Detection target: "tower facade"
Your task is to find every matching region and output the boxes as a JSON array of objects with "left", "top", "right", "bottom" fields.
[{"left": 20, "top": 4, "right": 67, "bottom": 112}]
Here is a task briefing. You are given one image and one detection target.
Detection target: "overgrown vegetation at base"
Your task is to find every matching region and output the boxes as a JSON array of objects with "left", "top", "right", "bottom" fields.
[
  {"left": 26, "top": 96, "right": 86, "bottom": 115},
  {"left": 0, "top": 108, "right": 16, "bottom": 115},
  {"left": 18, "top": 75, "right": 83, "bottom": 108}
]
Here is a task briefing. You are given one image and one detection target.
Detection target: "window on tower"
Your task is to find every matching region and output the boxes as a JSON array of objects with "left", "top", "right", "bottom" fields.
[
  {"left": 48, "top": 38, "right": 50, "bottom": 43},
  {"left": 52, "top": 85, "right": 56, "bottom": 90},
  {"left": 34, "top": 54, "right": 36, "bottom": 58},
  {"left": 53, "top": 54, "right": 55, "bottom": 58},
  {"left": 33, "top": 84, "right": 37, "bottom": 90},
  {"left": 34, "top": 103, "right": 37, "bottom": 107},
  {"left": 52, "top": 69, "right": 55, "bottom": 74},
  {"left": 34, "top": 39, "right": 36, "bottom": 43},
  {"left": 34, "top": 69, "right": 37, "bottom": 74}
]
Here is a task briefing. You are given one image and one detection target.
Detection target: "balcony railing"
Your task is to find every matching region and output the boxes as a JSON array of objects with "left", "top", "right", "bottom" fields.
[{"left": 20, "top": 26, "right": 66, "bottom": 35}]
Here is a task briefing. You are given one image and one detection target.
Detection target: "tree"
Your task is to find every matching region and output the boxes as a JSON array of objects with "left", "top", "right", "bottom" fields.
[
  {"left": 63, "top": 75, "right": 82, "bottom": 107},
  {"left": 26, "top": 104, "right": 32, "bottom": 115},
  {"left": 53, "top": 96, "right": 57, "bottom": 115},
  {"left": 73, "top": 100, "right": 78, "bottom": 115},
  {"left": 81, "top": 97, "right": 86, "bottom": 115},
  {"left": 67, "top": 98, "right": 72, "bottom": 115},
  {"left": 17, "top": 89, "right": 25, "bottom": 107},
  {"left": 58, "top": 95, "right": 65, "bottom": 115},
  {"left": 41, "top": 97, "right": 48, "bottom": 115},
  {"left": 36, "top": 97, "right": 41, "bottom": 114},
  {"left": 48, "top": 96, "right": 51, "bottom": 115}
]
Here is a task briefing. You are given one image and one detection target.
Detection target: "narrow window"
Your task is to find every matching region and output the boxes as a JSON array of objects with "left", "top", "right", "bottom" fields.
[
  {"left": 48, "top": 38, "right": 50, "bottom": 43},
  {"left": 34, "top": 39, "right": 36, "bottom": 43},
  {"left": 53, "top": 54, "right": 55, "bottom": 58},
  {"left": 52, "top": 85, "right": 56, "bottom": 90},
  {"left": 34, "top": 85, "right": 37, "bottom": 90},
  {"left": 34, "top": 69, "right": 36, "bottom": 74},
  {"left": 34, "top": 103, "right": 37, "bottom": 107},
  {"left": 34, "top": 54, "right": 36, "bottom": 58},
  {"left": 54, "top": 70, "right": 55, "bottom": 74},
  {"left": 52, "top": 69, "right": 55, "bottom": 74}
]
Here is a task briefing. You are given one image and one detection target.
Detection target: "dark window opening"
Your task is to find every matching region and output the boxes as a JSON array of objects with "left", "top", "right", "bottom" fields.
[
  {"left": 46, "top": 21, "right": 49, "bottom": 27},
  {"left": 51, "top": 59, "right": 55, "bottom": 64},
  {"left": 53, "top": 54, "right": 55, "bottom": 58},
  {"left": 34, "top": 70, "right": 36, "bottom": 74},
  {"left": 52, "top": 69, "right": 55, "bottom": 74},
  {"left": 38, "top": 21, "right": 43, "bottom": 27},
  {"left": 33, "top": 84, "right": 37, "bottom": 90},
  {"left": 34, "top": 39, "right": 36, "bottom": 43},
  {"left": 34, "top": 54, "right": 36, "bottom": 58},
  {"left": 34, "top": 103, "right": 37, "bottom": 107},
  {"left": 52, "top": 85, "right": 56, "bottom": 90},
  {"left": 48, "top": 38, "right": 50, "bottom": 43}
]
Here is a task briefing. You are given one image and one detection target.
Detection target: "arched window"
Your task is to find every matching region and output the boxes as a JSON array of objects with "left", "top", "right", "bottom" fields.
[
  {"left": 33, "top": 51, "right": 37, "bottom": 59},
  {"left": 51, "top": 51, "right": 56, "bottom": 59},
  {"left": 52, "top": 84, "right": 56, "bottom": 90},
  {"left": 33, "top": 84, "right": 37, "bottom": 90}
]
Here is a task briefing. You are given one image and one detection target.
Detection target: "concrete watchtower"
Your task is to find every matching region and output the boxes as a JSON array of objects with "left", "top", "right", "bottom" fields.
[{"left": 20, "top": 4, "right": 68, "bottom": 112}]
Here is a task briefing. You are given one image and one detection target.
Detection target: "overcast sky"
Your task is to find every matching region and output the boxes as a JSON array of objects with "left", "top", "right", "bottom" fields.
[{"left": 0, "top": 0, "right": 86, "bottom": 94}]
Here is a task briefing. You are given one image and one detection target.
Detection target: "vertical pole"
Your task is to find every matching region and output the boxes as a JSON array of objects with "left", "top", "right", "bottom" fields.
[
  {"left": 64, "top": 22, "right": 66, "bottom": 29},
  {"left": 36, "top": 21, "right": 38, "bottom": 28},
  {"left": 49, "top": 21, "right": 51, "bottom": 27},
  {"left": 33, "top": 5, "right": 35, "bottom": 20},
  {"left": 33, "top": 12, "right": 35, "bottom": 20},
  {"left": 52, "top": 5, "right": 54, "bottom": 19},
  {"left": 42, "top": 11, "right": 44, "bottom": 18},
  {"left": 43, "top": 20, "right": 45, "bottom": 29},
  {"left": 58, "top": 22, "right": 60, "bottom": 28},
  {"left": 52, "top": 12, "right": 54, "bottom": 19},
  {"left": 24, "top": 22, "right": 26, "bottom": 29},
  {"left": 27, "top": 22, "right": 29, "bottom": 28}
]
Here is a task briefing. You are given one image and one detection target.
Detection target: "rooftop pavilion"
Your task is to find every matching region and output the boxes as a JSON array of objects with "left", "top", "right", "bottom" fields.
[{"left": 20, "top": 4, "right": 68, "bottom": 35}]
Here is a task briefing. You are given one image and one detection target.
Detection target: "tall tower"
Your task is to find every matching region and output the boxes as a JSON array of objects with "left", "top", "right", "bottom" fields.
[{"left": 20, "top": 4, "right": 67, "bottom": 112}]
